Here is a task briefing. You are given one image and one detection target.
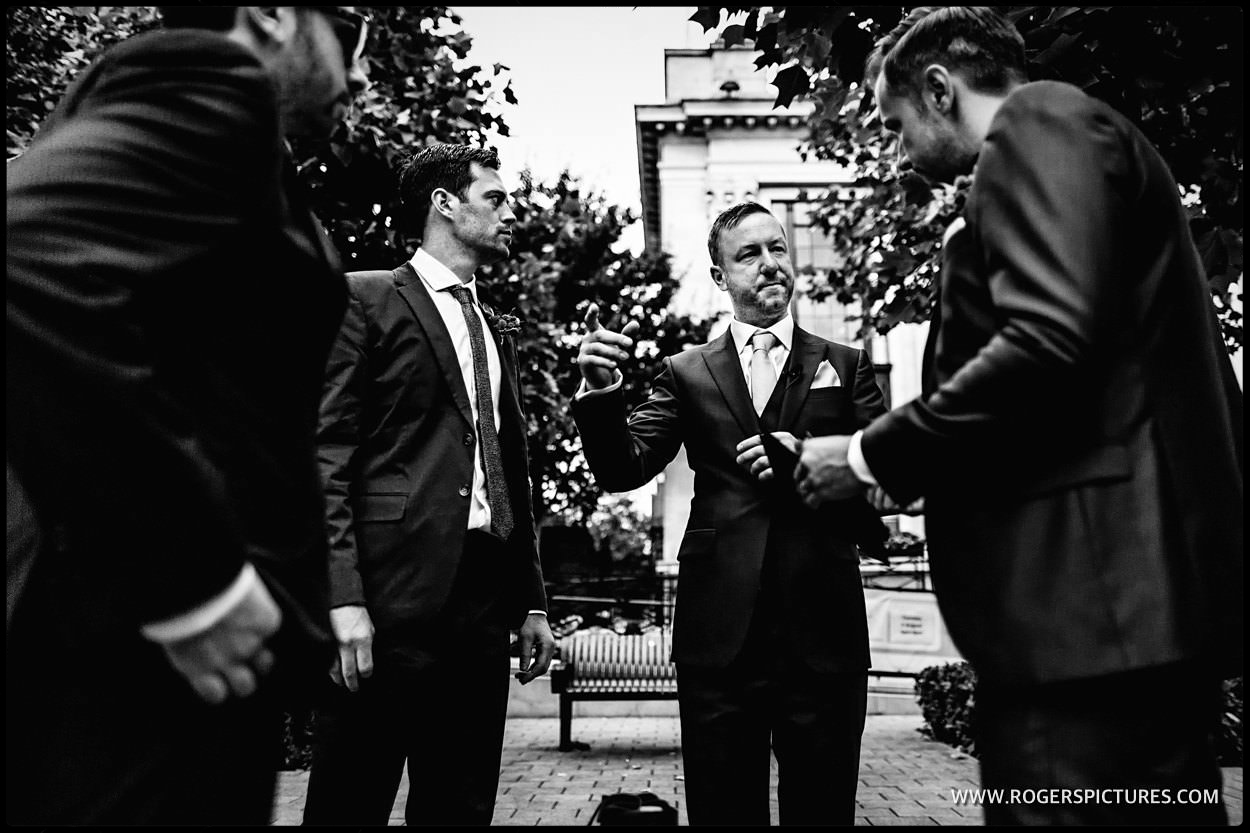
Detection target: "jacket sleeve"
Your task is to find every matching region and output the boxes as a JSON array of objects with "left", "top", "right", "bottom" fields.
[
  {"left": 861, "top": 88, "right": 1131, "bottom": 503},
  {"left": 571, "top": 358, "right": 685, "bottom": 493},
  {"left": 850, "top": 348, "right": 888, "bottom": 427},
  {"left": 316, "top": 289, "right": 371, "bottom": 608},
  {"left": 5, "top": 39, "right": 278, "bottom": 623}
]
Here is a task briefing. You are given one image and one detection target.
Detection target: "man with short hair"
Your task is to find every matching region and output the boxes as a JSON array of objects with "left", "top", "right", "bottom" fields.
[
  {"left": 6, "top": 6, "right": 369, "bottom": 825},
  {"left": 793, "top": 6, "right": 1242, "bottom": 825},
  {"left": 303, "top": 143, "right": 555, "bottom": 826},
  {"left": 572, "top": 201, "right": 887, "bottom": 825}
]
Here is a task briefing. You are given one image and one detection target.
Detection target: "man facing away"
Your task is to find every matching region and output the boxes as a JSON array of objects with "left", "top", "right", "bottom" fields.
[
  {"left": 792, "top": 7, "right": 1243, "bottom": 825},
  {"left": 302, "top": 144, "right": 555, "bottom": 826},
  {"left": 6, "top": 6, "right": 369, "bottom": 825},
  {"left": 572, "top": 202, "right": 887, "bottom": 825}
]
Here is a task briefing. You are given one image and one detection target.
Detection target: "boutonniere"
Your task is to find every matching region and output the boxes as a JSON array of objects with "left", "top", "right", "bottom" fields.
[{"left": 481, "top": 303, "right": 522, "bottom": 337}]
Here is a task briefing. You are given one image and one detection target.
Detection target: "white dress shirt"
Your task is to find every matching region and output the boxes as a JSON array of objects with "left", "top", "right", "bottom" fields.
[{"left": 410, "top": 247, "right": 503, "bottom": 534}]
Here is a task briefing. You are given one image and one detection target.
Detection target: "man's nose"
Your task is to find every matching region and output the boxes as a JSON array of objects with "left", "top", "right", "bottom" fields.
[
  {"left": 760, "top": 251, "right": 778, "bottom": 273},
  {"left": 500, "top": 205, "right": 517, "bottom": 225},
  {"left": 347, "top": 60, "right": 370, "bottom": 97},
  {"left": 895, "top": 141, "right": 913, "bottom": 173}
]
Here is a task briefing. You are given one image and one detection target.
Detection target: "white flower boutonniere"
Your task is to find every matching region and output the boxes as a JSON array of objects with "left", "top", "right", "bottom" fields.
[{"left": 482, "top": 304, "right": 522, "bottom": 337}]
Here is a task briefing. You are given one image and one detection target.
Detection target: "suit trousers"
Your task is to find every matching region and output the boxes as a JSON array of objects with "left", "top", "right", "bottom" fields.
[
  {"left": 676, "top": 600, "right": 867, "bottom": 827},
  {"left": 976, "top": 661, "right": 1228, "bottom": 825},
  {"left": 302, "top": 531, "right": 512, "bottom": 826}
]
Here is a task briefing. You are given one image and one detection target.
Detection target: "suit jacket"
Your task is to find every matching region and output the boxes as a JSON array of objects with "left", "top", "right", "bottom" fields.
[
  {"left": 6, "top": 29, "right": 345, "bottom": 681},
  {"left": 573, "top": 327, "right": 886, "bottom": 671},
  {"left": 317, "top": 262, "right": 546, "bottom": 639},
  {"left": 862, "top": 81, "right": 1244, "bottom": 686}
]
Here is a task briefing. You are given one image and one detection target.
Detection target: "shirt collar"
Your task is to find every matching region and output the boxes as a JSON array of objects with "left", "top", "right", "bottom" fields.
[
  {"left": 410, "top": 247, "right": 478, "bottom": 302},
  {"left": 730, "top": 314, "right": 794, "bottom": 355}
]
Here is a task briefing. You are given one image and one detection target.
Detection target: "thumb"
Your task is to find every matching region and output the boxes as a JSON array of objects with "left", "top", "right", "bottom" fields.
[
  {"left": 584, "top": 303, "right": 601, "bottom": 332},
  {"left": 620, "top": 320, "right": 641, "bottom": 339}
]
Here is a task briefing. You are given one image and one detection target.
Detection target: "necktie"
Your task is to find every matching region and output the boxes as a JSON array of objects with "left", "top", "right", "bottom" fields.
[
  {"left": 448, "top": 285, "right": 514, "bottom": 540},
  {"left": 749, "top": 330, "right": 779, "bottom": 415}
]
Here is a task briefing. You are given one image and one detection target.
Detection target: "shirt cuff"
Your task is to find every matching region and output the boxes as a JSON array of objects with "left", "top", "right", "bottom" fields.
[
  {"left": 526, "top": 610, "right": 547, "bottom": 617},
  {"left": 140, "top": 563, "right": 259, "bottom": 644},
  {"left": 847, "top": 430, "right": 879, "bottom": 487},
  {"left": 574, "top": 372, "right": 623, "bottom": 400}
]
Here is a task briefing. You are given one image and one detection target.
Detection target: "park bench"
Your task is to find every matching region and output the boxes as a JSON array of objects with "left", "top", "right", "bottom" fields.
[
  {"left": 550, "top": 629, "right": 677, "bottom": 751},
  {"left": 549, "top": 629, "right": 919, "bottom": 751}
]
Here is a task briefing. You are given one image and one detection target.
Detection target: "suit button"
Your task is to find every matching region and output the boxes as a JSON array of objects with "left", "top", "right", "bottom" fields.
[
  {"left": 463, "top": 433, "right": 474, "bottom": 446},
  {"left": 458, "top": 485, "right": 470, "bottom": 497}
]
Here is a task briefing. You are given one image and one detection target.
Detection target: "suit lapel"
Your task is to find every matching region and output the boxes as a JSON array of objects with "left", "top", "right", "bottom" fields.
[
  {"left": 702, "top": 331, "right": 758, "bottom": 436},
  {"left": 777, "top": 327, "right": 829, "bottom": 430},
  {"left": 392, "top": 262, "right": 474, "bottom": 429}
]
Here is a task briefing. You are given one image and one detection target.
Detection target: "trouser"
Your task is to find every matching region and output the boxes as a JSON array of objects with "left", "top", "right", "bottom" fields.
[
  {"left": 302, "top": 530, "right": 513, "bottom": 826},
  {"left": 676, "top": 605, "right": 867, "bottom": 826},
  {"left": 976, "top": 661, "right": 1228, "bottom": 825}
]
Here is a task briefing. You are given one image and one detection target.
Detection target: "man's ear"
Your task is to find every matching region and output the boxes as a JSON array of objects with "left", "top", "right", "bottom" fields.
[
  {"left": 241, "top": 6, "right": 298, "bottom": 48},
  {"left": 710, "top": 265, "right": 727, "bottom": 291},
  {"left": 431, "top": 188, "right": 458, "bottom": 221},
  {"left": 922, "top": 64, "right": 955, "bottom": 116}
]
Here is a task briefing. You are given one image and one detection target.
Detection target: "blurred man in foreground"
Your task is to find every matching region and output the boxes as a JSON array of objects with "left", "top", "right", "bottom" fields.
[{"left": 6, "top": 6, "right": 368, "bottom": 824}]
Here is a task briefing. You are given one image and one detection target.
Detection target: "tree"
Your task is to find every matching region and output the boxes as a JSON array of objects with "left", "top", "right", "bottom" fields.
[
  {"left": 477, "top": 171, "right": 711, "bottom": 524},
  {"left": 692, "top": 6, "right": 1243, "bottom": 353}
]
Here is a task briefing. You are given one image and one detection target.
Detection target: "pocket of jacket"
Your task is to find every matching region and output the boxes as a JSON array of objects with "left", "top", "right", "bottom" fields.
[
  {"left": 677, "top": 529, "right": 715, "bottom": 562},
  {"left": 357, "top": 492, "right": 407, "bottom": 522}
]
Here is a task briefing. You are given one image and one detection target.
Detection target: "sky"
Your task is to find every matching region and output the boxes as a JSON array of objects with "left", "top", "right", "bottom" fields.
[{"left": 448, "top": 6, "right": 714, "bottom": 215}]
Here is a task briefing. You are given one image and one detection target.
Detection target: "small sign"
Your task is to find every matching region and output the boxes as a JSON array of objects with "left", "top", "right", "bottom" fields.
[{"left": 887, "top": 605, "right": 939, "bottom": 648}]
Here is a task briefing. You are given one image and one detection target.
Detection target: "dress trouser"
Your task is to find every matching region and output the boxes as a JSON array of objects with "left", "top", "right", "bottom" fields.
[
  {"left": 676, "top": 596, "right": 867, "bottom": 827},
  {"left": 302, "top": 530, "right": 512, "bottom": 826},
  {"left": 976, "top": 661, "right": 1228, "bottom": 826}
]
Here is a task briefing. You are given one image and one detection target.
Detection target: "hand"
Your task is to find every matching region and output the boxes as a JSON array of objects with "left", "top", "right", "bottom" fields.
[
  {"left": 734, "top": 432, "right": 800, "bottom": 481},
  {"left": 795, "top": 434, "right": 866, "bottom": 508},
  {"left": 577, "top": 303, "right": 640, "bottom": 391},
  {"left": 867, "top": 485, "right": 900, "bottom": 514},
  {"left": 160, "top": 575, "right": 282, "bottom": 705},
  {"left": 328, "top": 605, "right": 374, "bottom": 692},
  {"left": 514, "top": 613, "right": 556, "bottom": 685}
]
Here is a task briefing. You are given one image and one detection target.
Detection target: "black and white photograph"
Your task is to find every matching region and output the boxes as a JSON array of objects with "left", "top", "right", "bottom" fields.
[{"left": 6, "top": 5, "right": 1243, "bottom": 826}]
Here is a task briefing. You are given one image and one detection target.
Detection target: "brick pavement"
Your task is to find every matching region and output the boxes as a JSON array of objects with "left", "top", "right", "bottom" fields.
[{"left": 271, "top": 714, "right": 1243, "bottom": 826}]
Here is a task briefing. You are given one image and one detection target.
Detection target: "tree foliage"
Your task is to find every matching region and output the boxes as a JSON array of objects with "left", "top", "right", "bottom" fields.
[{"left": 693, "top": 6, "right": 1243, "bottom": 353}]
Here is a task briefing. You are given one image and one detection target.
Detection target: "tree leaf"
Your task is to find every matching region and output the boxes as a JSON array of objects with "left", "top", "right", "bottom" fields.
[{"left": 772, "top": 64, "right": 811, "bottom": 108}]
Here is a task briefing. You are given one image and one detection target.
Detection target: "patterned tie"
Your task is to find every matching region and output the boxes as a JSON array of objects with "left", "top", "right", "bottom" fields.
[
  {"left": 449, "top": 285, "right": 514, "bottom": 540},
  {"left": 749, "top": 330, "right": 779, "bottom": 415}
]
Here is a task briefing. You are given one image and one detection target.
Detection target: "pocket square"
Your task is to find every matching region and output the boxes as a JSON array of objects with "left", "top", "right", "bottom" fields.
[{"left": 811, "top": 359, "right": 842, "bottom": 389}]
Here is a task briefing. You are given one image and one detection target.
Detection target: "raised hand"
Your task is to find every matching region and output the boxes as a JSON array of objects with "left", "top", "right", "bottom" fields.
[
  {"left": 577, "top": 303, "right": 640, "bottom": 390},
  {"left": 734, "top": 432, "right": 800, "bottom": 481}
]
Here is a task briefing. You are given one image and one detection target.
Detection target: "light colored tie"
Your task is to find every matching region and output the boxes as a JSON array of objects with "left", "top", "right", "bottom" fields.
[{"left": 749, "top": 330, "right": 779, "bottom": 415}]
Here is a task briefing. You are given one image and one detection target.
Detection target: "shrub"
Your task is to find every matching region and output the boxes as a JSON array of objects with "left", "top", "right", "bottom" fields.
[
  {"left": 915, "top": 661, "right": 978, "bottom": 757},
  {"left": 281, "top": 709, "right": 319, "bottom": 771},
  {"left": 916, "top": 665, "right": 1244, "bottom": 767}
]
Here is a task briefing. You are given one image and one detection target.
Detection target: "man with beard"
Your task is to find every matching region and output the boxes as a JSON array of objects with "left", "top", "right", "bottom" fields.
[
  {"left": 572, "top": 202, "right": 887, "bottom": 825},
  {"left": 793, "top": 6, "right": 1242, "bottom": 825},
  {"left": 7, "top": 6, "right": 369, "bottom": 825},
  {"left": 303, "top": 144, "right": 554, "bottom": 826}
]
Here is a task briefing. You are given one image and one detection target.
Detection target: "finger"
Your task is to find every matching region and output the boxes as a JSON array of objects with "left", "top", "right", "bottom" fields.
[
  {"left": 749, "top": 456, "right": 771, "bottom": 476},
  {"left": 579, "top": 356, "right": 618, "bottom": 371},
  {"left": 222, "top": 663, "right": 259, "bottom": 699},
  {"left": 515, "top": 634, "right": 536, "bottom": 683},
  {"left": 582, "top": 343, "right": 629, "bottom": 362},
  {"left": 758, "top": 468, "right": 774, "bottom": 481},
  {"left": 356, "top": 644, "right": 374, "bottom": 680},
  {"left": 734, "top": 447, "right": 764, "bottom": 468},
  {"left": 590, "top": 330, "right": 635, "bottom": 349},
  {"left": 584, "top": 303, "right": 601, "bottom": 332},
  {"left": 189, "top": 673, "right": 229, "bottom": 705},
  {"left": 532, "top": 639, "right": 556, "bottom": 678},
  {"left": 252, "top": 647, "right": 276, "bottom": 677},
  {"left": 620, "top": 321, "right": 641, "bottom": 339},
  {"left": 329, "top": 657, "right": 345, "bottom": 687},
  {"left": 339, "top": 646, "right": 359, "bottom": 692},
  {"left": 735, "top": 435, "right": 762, "bottom": 454}
]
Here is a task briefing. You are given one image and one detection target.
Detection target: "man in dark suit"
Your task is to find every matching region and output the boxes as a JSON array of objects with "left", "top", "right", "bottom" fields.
[
  {"left": 6, "top": 6, "right": 369, "bottom": 825},
  {"left": 572, "top": 202, "right": 887, "bottom": 826},
  {"left": 795, "top": 7, "right": 1243, "bottom": 825},
  {"left": 302, "top": 144, "right": 555, "bottom": 826}
]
